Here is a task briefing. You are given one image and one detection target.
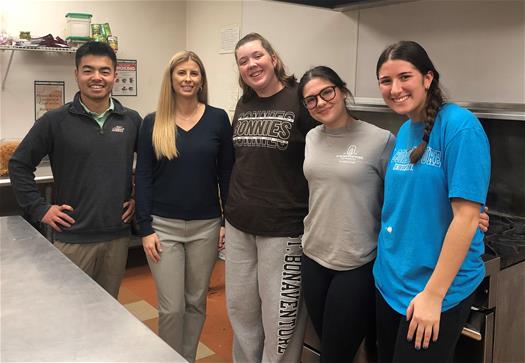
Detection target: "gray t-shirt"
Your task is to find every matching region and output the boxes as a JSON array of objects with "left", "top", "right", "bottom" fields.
[{"left": 302, "top": 120, "right": 395, "bottom": 271}]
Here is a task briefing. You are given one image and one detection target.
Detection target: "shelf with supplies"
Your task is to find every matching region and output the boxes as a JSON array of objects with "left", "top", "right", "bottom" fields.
[{"left": 0, "top": 45, "right": 78, "bottom": 90}]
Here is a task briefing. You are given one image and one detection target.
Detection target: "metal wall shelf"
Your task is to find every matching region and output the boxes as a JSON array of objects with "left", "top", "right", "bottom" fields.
[
  {"left": 0, "top": 45, "right": 77, "bottom": 89},
  {"left": 0, "top": 45, "right": 77, "bottom": 53}
]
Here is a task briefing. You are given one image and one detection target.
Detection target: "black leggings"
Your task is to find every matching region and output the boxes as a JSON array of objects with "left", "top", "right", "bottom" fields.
[
  {"left": 375, "top": 289, "right": 475, "bottom": 363},
  {"left": 301, "top": 255, "right": 376, "bottom": 363}
]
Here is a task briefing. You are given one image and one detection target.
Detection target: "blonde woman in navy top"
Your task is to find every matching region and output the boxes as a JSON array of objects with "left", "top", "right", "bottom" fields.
[{"left": 135, "top": 51, "right": 234, "bottom": 362}]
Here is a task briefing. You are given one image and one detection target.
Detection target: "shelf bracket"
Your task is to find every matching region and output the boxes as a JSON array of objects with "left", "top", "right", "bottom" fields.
[
  {"left": 2, "top": 50, "right": 15, "bottom": 90},
  {"left": 0, "top": 45, "right": 77, "bottom": 90}
]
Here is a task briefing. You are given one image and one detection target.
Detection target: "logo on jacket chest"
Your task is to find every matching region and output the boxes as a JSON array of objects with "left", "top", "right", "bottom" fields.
[{"left": 111, "top": 125, "right": 125, "bottom": 133}]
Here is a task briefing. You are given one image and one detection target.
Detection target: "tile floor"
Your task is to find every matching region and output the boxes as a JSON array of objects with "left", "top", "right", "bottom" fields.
[
  {"left": 118, "top": 251, "right": 233, "bottom": 363},
  {"left": 118, "top": 250, "right": 375, "bottom": 363}
]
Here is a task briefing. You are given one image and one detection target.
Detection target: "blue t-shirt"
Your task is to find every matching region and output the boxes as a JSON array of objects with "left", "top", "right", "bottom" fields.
[{"left": 373, "top": 103, "right": 491, "bottom": 314}]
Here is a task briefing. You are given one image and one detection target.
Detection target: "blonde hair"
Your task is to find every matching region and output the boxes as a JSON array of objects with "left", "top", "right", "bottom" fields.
[{"left": 153, "top": 51, "right": 208, "bottom": 159}]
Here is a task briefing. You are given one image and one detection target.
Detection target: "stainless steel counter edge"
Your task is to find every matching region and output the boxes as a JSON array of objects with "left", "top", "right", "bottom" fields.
[
  {"left": 1, "top": 159, "right": 137, "bottom": 186},
  {"left": 0, "top": 216, "right": 187, "bottom": 362},
  {"left": 350, "top": 99, "right": 525, "bottom": 121},
  {"left": 0, "top": 164, "right": 53, "bottom": 186}
]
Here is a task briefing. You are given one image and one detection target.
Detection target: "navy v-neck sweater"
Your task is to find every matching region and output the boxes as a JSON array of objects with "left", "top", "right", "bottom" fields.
[{"left": 135, "top": 105, "right": 234, "bottom": 236}]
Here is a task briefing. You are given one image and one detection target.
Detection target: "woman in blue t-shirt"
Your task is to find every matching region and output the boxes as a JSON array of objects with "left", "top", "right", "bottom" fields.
[{"left": 373, "top": 41, "right": 491, "bottom": 362}]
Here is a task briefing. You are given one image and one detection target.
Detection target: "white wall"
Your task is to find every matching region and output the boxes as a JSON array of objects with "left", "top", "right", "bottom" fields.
[
  {"left": 0, "top": 0, "right": 186, "bottom": 139},
  {"left": 239, "top": 0, "right": 524, "bottom": 104},
  {"left": 186, "top": 0, "right": 242, "bottom": 118},
  {"left": 242, "top": 0, "right": 359, "bottom": 94},
  {"left": 1, "top": 0, "right": 524, "bottom": 140},
  {"left": 184, "top": 0, "right": 359, "bottom": 117},
  {"left": 352, "top": 0, "right": 525, "bottom": 103}
]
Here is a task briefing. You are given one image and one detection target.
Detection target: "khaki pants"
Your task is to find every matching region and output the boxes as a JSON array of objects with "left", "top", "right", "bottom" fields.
[
  {"left": 148, "top": 216, "right": 220, "bottom": 363},
  {"left": 54, "top": 237, "right": 130, "bottom": 299}
]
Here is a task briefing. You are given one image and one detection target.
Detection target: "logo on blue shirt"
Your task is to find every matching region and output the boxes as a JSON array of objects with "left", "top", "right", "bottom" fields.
[
  {"left": 391, "top": 146, "right": 442, "bottom": 171},
  {"left": 421, "top": 146, "right": 442, "bottom": 167},
  {"left": 392, "top": 148, "right": 414, "bottom": 171}
]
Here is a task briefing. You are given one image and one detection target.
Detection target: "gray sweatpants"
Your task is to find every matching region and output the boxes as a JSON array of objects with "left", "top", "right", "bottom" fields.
[
  {"left": 148, "top": 216, "right": 220, "bottom": 362},
  {"left": 225, "top": 221, "right": 307, "bottom": 363}
]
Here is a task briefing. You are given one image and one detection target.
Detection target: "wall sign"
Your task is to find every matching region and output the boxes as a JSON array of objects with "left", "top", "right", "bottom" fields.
[
  {"left": 219, "top": 25, "right": 240, "bottom": 54},
  {"left": 113, "top": 59, "right": 137, "bottom": 96},
  {"left": 34, "top": 81, "right": 65, "bottom": 121}
]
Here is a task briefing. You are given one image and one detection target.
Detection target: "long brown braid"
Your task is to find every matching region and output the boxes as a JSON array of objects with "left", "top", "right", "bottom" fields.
[
  {"left": 410, "top": 80, "right": 445, "bottom": 163},
  {"left": 376, "top": 41, "right": 446, "bottom": 164}
]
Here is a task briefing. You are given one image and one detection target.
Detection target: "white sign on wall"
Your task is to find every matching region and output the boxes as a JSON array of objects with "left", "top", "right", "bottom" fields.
[
  {"left": 34, "top": 81, "right": 65, "bottom": 121},
  {"left": 113, "top": 59, "right": 137, "bottom": 96},
  {"left": 219, "top": 25, "right": 240, "bottom": 54}
]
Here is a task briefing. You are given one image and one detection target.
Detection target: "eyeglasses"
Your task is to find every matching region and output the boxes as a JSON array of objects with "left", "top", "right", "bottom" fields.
[{"left": 302, "top": 86, "right": 337, "bottom": 110}]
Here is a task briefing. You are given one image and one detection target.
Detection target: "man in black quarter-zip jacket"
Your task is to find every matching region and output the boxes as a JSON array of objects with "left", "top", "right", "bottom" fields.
[{"left": 9, "top": 41, "right": 142, "bottom": 299}]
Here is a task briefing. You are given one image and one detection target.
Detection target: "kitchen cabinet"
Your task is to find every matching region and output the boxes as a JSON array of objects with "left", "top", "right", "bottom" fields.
[{"left": 352, "top": 1, "right": 525, "bottom": 104}]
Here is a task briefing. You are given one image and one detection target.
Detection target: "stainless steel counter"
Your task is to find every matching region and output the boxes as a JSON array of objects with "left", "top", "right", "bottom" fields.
[
  {"left": 0, "top": 164, "right": 53, "bottom": 186},
  {"left": 0, "top": 164, "right": 54, "bottom": 239},
  {"left": 0, "top": 216, "right": 186, "bottom": 362}
]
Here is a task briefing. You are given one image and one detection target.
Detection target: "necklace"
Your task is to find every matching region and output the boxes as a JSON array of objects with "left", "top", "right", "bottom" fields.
[{"left": 176, "top": 103, "right": 200, "bottom": 122}]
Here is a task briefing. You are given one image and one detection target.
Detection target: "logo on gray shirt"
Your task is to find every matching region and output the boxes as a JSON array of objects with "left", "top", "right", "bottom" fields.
[{"left": 336, "top": 144, "right": 363, "bottom": 164}]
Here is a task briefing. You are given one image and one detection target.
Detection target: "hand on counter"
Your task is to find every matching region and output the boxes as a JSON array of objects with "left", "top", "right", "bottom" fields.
[
  {"left": 122, "top": 198, "right": 135, "bottom": 223},
  {"left": 41, "top": 204, "right": 75, "bottom": 232},
  {"left": 143, "top": 233, "right": 162, "bottom": 263}
]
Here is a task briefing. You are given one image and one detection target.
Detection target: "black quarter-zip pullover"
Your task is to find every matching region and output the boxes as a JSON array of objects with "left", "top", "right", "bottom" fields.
[{"left": 9, "top": 92, "right": 142, "bottom": 243}]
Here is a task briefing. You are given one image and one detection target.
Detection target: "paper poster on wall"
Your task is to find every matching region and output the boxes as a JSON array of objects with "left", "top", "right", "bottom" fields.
[
  {"left": 113, "top": 59, "right": 137, "bottom": 96},
  {"left": 34, "top": 81, "right": 65, "bottom": 121},
  {"left": 220, "top": 25, "right": 240, "bottom": 54}
]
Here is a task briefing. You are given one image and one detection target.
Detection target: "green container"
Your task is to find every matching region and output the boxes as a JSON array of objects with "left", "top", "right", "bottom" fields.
[
  {"left": 65, "top": 13, "right": 92, "bottom": 38},
  {"left": 102, "top": 23, "right": 112, "bottom": 37},
  {"left": 65, "top": 13, "right": 92, "bottom": 19}
]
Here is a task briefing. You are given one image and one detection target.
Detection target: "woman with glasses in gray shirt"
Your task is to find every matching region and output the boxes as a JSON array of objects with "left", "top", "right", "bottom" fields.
[{"left": 299, "top": 65, "right": 395, "bottom": 362}]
